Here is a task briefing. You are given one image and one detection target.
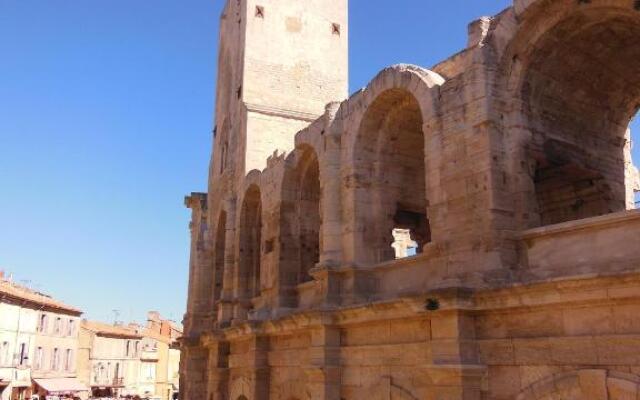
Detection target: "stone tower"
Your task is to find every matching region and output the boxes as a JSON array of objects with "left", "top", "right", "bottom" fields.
[
  {"left": 183, "top": 0, "right": 349, "bottom": 340},
  {"left": 212, "top": 0, "right": 348, "bottom": 178}
]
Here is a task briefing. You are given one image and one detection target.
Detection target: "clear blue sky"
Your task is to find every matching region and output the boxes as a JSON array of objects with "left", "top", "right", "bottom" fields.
[{"left": 1, "top": 0, "right": 638, "bottom": 324}]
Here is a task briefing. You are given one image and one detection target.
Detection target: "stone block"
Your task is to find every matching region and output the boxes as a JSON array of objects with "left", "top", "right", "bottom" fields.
[
  {"left": 477, "top": 339, "right": 515, "bottom": 365},
  {"left": 513, "top": 338, "right": 551, "bottom": 365},
  {"left": 488, "top": 366, "right": 521, "bottom": 400},
  {"left": 578, "top": 369, "right": 608, "bottom": 400},
  {"left": 563, "top": 306, "right": 613, "bottom": 336}
]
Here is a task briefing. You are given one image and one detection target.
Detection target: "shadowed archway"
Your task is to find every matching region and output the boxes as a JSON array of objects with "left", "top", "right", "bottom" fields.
[
  {"left": 278, "top": 147, "right": 322, "bottom": 306},
  {"left": 509, "top": 3, "right": 640, "bottom": 226},
  {"left": 238, "top": 185, "right": 262, "bottom": 301},
  {"left": 352, "top": 89, "right": 431, "bottom": 264}
]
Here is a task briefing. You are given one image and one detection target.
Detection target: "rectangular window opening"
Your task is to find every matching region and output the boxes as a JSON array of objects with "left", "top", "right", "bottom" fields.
[{"left": 332, "top": 23, "right": 341, "bottom": 36}]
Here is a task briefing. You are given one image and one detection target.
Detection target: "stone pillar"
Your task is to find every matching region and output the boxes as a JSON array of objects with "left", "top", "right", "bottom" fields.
[
  {"left": 310, "top": 103, "right": 344, "bottom": 306},
  {"left": 318, "top": 103, "right": 344, "bottom": 268},
  {"left": 185, "top": 193, "right": 210, "bottom": 334},
  {"left": 218, "top": 197, "right": 237, "bottom": 327},
  {"left": 248, "top": 335, "right": 270, "bottom": 400},
  {"left": 428, "top": 303, "right": 484, "bottom": 400},
  {"left": 305, "top": 325, "right": 341, "bottom": 400},
  {"left": 180, "top": 340, "right": 210, "bottom": 400},
  {"left": 205, "top": 336, "right": 230, "bottom": 400}
]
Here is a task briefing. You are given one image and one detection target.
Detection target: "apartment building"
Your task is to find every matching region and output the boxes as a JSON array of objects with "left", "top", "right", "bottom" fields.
[
  {"left": 0, "top": 275, "right": 86, "bottom": 400},
  {"left": 77, "top": 321, "right": 142, "bottom": 398},
  {"left": 31, "top": 306, "right": 86, "bottom": 399},
  {"left": 77, "top": 314, "right": 181, "bottom": 400},
  {"left": 134, "top": 313, "right": 181, "bottom": 400}
]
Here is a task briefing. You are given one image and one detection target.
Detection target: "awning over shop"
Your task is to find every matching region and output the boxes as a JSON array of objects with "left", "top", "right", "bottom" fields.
[{"left": 33, "top": 378, "right": 89, "bottom": 394}]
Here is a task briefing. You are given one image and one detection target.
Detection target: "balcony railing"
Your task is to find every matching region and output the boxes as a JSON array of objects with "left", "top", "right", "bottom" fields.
[
  {"left": 93, "top": 377, "right": 124, "bottom": 387},
  {"left": 519, "top": 209, "right": 640, "bottom": 279},
  {"left": 140, "top": 350, "right": 159, "bottom": 361}
]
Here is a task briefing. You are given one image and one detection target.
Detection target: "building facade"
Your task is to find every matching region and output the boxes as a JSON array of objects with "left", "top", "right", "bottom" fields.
[
  {"left": 0, "top": 279, "right": 38, "bottom": 400},
  {"left": 181, "top": 1, "right": 640, "bottom": 399},
  {"left": 135, "top": 312, "right": 182, "bottom": 400},
  {"left": 167, "top": 345, "right": 179, "bottom": 400},
  {"left": 77, "top": 314, "right": 181, "bottom": 400},
  {"left": 31, "top": 301, "right": 86, "bottom": 399},
  {"left": 78, "top": 321, "right": 142, "bottom": 398},
  {"left": 0, "top": 275, "right": 86, "bottom": 400}
]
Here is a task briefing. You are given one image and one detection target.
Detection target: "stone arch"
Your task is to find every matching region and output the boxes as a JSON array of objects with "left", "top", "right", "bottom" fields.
[
  {"left": 342, "top": 64, "right": 444, "bottom": 266},
  {"left": 516, "top": 369, "right": 640, "bottom": 400},
  {"left": 278, "top": 147, "right": 322, "bottom": 306},
  {"left": 499, "top": 0, "right": 640, "bottom": 228},
  {"left": 353, "top": 89, "right": 429, "bottom": 263},
  {"left": 297, "top": 148, "right": 321, "bottom": 281},
  {"left": 229, "top": 375, "right": 252, "bottom": 400},
  {"left": 237, "top": 184, "right": 263, "bottom": 304},
  {"left": 290, "top": 146, "right": 322, "bottom": 281},
  {"left": 342, "top": 64, "right": 444, "bottom": 155}
]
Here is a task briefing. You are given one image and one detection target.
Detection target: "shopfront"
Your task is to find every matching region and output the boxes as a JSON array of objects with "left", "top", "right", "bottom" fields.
[{"left": 32, "top": 378, "right": 88, "bottom": 400}]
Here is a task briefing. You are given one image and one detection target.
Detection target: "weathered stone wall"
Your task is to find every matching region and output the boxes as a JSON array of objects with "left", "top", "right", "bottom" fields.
[
  {"left": 200, "top": 273, "right": 640, "bottom": 400},
  {"left": 181, "top": 0, "right": 640, "bottom": 399},
  {"left": 476, "top": 275, "right": 640, "bottom": 400}
]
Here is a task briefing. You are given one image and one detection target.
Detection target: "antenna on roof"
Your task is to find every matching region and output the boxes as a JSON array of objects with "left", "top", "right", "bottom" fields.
[{"left": 112, "top": 309, "right": 121, "bottom": 325}]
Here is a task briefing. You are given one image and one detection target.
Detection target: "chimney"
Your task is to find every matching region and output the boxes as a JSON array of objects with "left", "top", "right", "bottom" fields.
[
  {"left": 147, "top": 311, "right": 160, "bottom": 322},
  {"left": 147, "top": 311, "right": 161, "bottom": 331},
  {"left": 160, "top": 321, "right": 171, "bottom": 337}
]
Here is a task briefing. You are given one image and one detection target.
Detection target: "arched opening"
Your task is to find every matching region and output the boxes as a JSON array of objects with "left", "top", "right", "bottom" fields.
[
  {"left": 279, "top": 148, "right": 321, "bottom": 301},
  {"left": 354, "top": 89, "right": 430, "bottom": 264},
  {"left": 297, "top": 149, "right": 321, "bottom": 282},
  {"left": 212, "top": 211, "right": 226, "bottom": 306},
  {"left": 520, "top": 7, "right": 640, "bottom": 226},
  {"left": 238, "top": 185, "right": 262, "bottom": 299}
]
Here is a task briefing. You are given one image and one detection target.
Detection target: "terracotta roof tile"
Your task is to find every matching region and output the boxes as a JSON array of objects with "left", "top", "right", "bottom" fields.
[
  {"left": 0, "top": 279, "right": 82, "bottom": 315},
  {"left": 82, "top": 320, "right": 142, "bottom": 339}
]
